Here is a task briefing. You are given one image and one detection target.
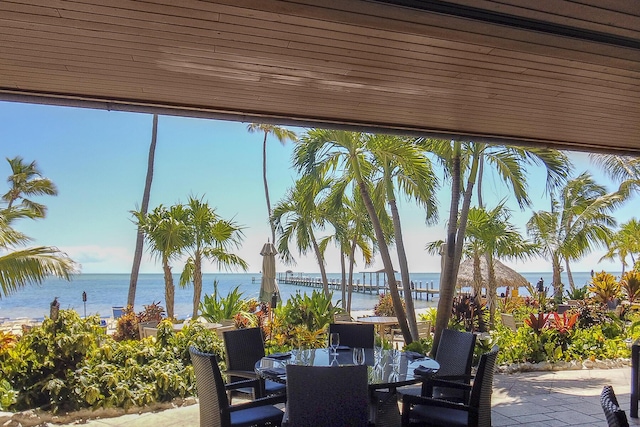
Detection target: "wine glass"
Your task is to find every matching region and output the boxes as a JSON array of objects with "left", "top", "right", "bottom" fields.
[
  {"left": 352, "top": 347, "right": 365, "bottom": 365},
  {"left": 329, "top": 332, "right": 340, "bottom": 355}
]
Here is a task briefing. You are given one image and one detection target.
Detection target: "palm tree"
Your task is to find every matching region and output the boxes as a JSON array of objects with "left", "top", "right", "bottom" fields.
[
  {"left": 133, "top": 204, "right": 189, "bottom": 318},
  {"left": 527, "top": 173, "right": 622, "bottom": 303},
  {"left": 247, "top": 124, "right": 298, "bottom": 244},
  {"left": 600, "top": 218, "right": 640, "bottom": 275},
  {"left": 367, "top": 134, "right": 439, "bottom": 339},
  {"left": 417, "top": 139, "right": 570, "bottom": 352},
  {"left": 465, "top": 203, "right": 537, "bottom": 325},
  {"left": 321, "top": 186, "right": 375, "bottom": 310},
  {"left": 0, "top": 208, "right": 77, "bottom": 298},
  {"left": 591, "top": 154, "right": 640, "bottom": 198},
  {"left": 179, "top": 196, "right": 248, "bottom": 318},
  {"left": 2, "top": 156, "right": 58, "bottom": 217},
  {"left": 272, "top": 175, "right": 332, "bottom": 297},
  {"left": 128, "top": 114, "right": 158, "bottom": 308},
  {"left": 294, "top": 129, "right": 414, "bottom": 342}
]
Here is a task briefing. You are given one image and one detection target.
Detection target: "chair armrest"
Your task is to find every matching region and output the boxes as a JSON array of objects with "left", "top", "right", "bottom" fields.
[
  {"left": 427, "top": 378, "right": 473, "bottom": 391},
  {"left": 402, "top": 393, "right": 470, "bottom": 411},
  {"left": 229, "top": 394, "right": 286, "bottom": 412},
  {"left": 224, "top": 369, "right": 258, "bottom": 380},
  {"left": 421, "top": 377, "right": 472, "bottom": 398},
  {"left": 224, "top": 377, "right": 260, "bottom": 392}
]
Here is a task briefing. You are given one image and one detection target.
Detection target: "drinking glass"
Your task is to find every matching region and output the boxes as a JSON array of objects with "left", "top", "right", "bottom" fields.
[
  {"left": 353, "top": 347, "right": 365, "bottom": 365},
  {"left": 329, "top": 332, "right": 340, "bottom": 355}
]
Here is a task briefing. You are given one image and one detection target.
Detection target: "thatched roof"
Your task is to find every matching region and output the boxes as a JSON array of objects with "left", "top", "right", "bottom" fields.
[{"left": 457, "top": 257, "right": 529, "bottom": 289}]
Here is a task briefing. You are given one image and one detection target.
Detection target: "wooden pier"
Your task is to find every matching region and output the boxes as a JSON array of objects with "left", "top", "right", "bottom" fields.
[{"left": 275, "top": 273, "right": 439, "bottom": 301}]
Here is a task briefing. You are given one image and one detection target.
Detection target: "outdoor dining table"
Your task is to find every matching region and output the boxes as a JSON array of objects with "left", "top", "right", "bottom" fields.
[
  {"left": 255, "top": 347, "right": 439, "bottom": 426},
  {"left": 356, "top": 316, "right": 399, "bottom": 342}
]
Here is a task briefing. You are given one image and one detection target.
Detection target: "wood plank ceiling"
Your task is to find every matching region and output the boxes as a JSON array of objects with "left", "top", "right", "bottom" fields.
[{"left": 0, "top": 0, "right": 639, "bottom": 154}]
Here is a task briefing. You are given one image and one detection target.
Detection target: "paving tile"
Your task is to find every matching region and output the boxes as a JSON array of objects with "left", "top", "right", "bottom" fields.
[{"left": 546, "top": 409, "right": 603, "bottom": 425}]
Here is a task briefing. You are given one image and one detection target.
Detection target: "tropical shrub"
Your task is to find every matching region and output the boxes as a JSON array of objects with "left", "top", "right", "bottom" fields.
[
  {"left": 0, "top": 310, "right": 224, "bottom": 413},
  {"left": 621, "top": 271, "right": 640, "bottom": 303},
  {"left": 2, "top": 310, "right": 104, "bottom": 411},
  {"left": 199, "top": 282, "right": 246, "bottom": 322},
  {"left": 113, "top": 305, "right": 140, "bottom": 341},
  {"left": 589, "top": 271, "right": 621, "bottom": 305},
  {"left": 565, "top": 285, "right": 589, "bottom": 301},
  {"left": 374, "top": 293, "right": 404, "bottom": 316},
  {"left": 269, "top": 290, "right": 340, "bottom": 349},
  {"left": 137, "top": 301, "right": 165, "bottom": 324}
]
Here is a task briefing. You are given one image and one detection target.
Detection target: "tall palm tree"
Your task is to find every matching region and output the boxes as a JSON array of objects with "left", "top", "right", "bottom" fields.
[
  {"left": 321, "top": 186, "right": 375, "bottom": 310},
  {"left": 2, "top": 156, "right": 58, "bottom": 217},
  {"left": 600, "top": 219, "right": 640, "bottom": 274},
  {"left": 179, "top": 196, "right": 248, "bottom": 318},
  {"left": 465, "top": 203, "right": 537, "bottom": 325},
  {"left": 272, "top": 175, "right": 332, "bottom": 297},
  {"left": 367, "top": 134, "right": 439, "bottom": 339},
  {"left": 128, "top": 114, "right": 158, "bottom": 307},
  {"left": 133, "top": 204, "right": 189, "bottom": 318},
  {"left": 527, "top": 173, "right": 622, "bottom": 302},
  {"left": 294, "top": 129, "right": 414, "bottom": 342},
  {"left": 247, "top": 124, "right": 298, "bottom": 244},
  {"left": 418, "top": 138, "right": 570, "bottom": 352}
]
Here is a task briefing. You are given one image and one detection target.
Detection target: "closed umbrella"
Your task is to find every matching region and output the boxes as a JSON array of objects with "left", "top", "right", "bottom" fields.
[{"left": 259, "top": 242, "right": 280, "bottom": 304}]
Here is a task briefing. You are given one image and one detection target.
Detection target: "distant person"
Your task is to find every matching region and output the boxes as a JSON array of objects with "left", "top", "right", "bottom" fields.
[{"left": 536, "top": 278, "right": 544, "bottom": 293}]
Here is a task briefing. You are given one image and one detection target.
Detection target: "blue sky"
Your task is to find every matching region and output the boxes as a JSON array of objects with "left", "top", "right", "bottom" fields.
[{"left": 0, "top": 101, "right": 635, "bottom": 275}]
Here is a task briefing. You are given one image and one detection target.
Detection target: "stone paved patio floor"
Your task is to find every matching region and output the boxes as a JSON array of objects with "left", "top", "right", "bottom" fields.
[{"left": 50, "top": 367, "right": 640, "bottom": 426}]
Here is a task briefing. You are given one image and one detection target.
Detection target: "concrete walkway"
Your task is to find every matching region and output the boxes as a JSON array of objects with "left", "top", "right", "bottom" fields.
[{"left": 48, "top": 367, "right": 640, "bottom": 426}]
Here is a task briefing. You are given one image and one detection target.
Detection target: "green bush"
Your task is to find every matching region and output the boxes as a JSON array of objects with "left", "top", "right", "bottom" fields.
[
  {"left": 0, "top": 310, "right": 224, "bottom": 413},
  {"left": 199, "top": 281, "right": 246, "bottom": 322}
]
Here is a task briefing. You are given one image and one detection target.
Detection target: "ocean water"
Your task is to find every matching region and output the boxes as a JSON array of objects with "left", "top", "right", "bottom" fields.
[{"left": 0, "top": 271, "right": 605, "bottom": 320}]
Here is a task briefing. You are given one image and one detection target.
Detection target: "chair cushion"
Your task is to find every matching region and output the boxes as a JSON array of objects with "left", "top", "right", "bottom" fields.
[
  {"left": 265, "top": 379, "right": 286, "bottom": 395},
  {"left": 230, "top": 405, "right": 283, "bottom": 427},
  {"left": 410, "top": 404, "right": 469, "bottom": 427}
]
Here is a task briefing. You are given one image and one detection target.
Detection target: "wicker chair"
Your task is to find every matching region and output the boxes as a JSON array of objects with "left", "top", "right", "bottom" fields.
[
  {"left": 282, "top": 364, "right": 369, "bottom": 427},
  {"left": 223, "top": 328, "right": 286, "bottom": 403},
  {"left": 415, "top": 329, "right": 477, "bottom": 402},
  {"left": 328, "top": 323, "right": 375, "bottom": 348},
  {"left": 188, "top": 346, "right": 284, "bottom": 427},
  {"left": 401, "top": 345, "right": 499, "bottom": 427},
  {"left": 601, "top": 385, "right": 630, "bottom": 427}
]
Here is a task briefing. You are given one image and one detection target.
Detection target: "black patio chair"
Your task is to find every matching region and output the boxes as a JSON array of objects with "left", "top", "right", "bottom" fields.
[
  {"left": 401, "top": 345, "right": 499, "bottom": 427},
  {"left": 402, "top": 328, "right": 476, "bottom": 402},
  {"left": 223, "top": 327, "right": 286, "bottom": 403},
  {"left": 328, "top": 323, "right": 375, "bottom": 348},
  {"left": 601, "top": 385, "right": 630, "bottom": 427},
  {"left": 188, "top": 346, "right": 284, "bottom": 427},
  {"left": 282, "top": 364, "right": 369, "bottom": 427}
]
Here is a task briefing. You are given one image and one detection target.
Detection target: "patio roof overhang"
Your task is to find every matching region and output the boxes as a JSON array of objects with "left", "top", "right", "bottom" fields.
[{"left": 1, "top": 1, "right": 639, "bottom": 154}]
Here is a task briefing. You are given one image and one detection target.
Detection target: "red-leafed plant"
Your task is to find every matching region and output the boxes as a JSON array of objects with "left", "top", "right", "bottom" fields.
[
  {"left": 551, "top": 312, "right": 579, "bottom": 334},
  {"left": 524, "top": 312, "right": 550, "bottom": 334}
]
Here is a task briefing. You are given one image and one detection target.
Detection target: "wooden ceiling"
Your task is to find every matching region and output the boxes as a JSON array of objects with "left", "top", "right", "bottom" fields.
[{"left": 1, "top": 0, "right": 639, "bottom": 154}]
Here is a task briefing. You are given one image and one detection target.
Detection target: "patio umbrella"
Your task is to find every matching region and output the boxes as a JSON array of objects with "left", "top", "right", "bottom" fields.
[
  {"left": 259, "top": 242, "right": 280, "bottom": 304},
  {"left": 456, "top": 257, "right": 529, "bottom": 291}
]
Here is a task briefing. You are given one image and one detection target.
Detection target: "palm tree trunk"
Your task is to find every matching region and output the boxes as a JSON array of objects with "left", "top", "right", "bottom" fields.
[
  {"left": 311, "top": 234, "right": 330, "bottom": 298},
  {"left": 358, "top": 180, "right": 411, "bottom": 343},
  {"left": 552, "top": 254, "right": 562, "bottom": 305},
  {"left": 128, "top": 114, "right": 158, "bottom": 307},
  {"left": 262, "top": 132, "right": 276, "bottom": 245},
  {"left": 433, "top": 145, "right": 462, "bottom": 355},
  {"left": 486, "top": 253, "right": 497, "bottom": 327},
  {"left": 388, "top": 196, "right": 418, "bottom": 339},
  {"left": 347, "top": 238, "right": 357, "bottom": 312},
  {"left": 192, "top": 251, "right": 203, "bottom": 318},
  {"left": 565, "top": 257, "right": 575, "bottom": 292},
  {"left": 162, "top": 256, "right": 175, "bottom": 319},
  {"left": 340, "top": 252, "right": 347, "bottom": 309}
]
